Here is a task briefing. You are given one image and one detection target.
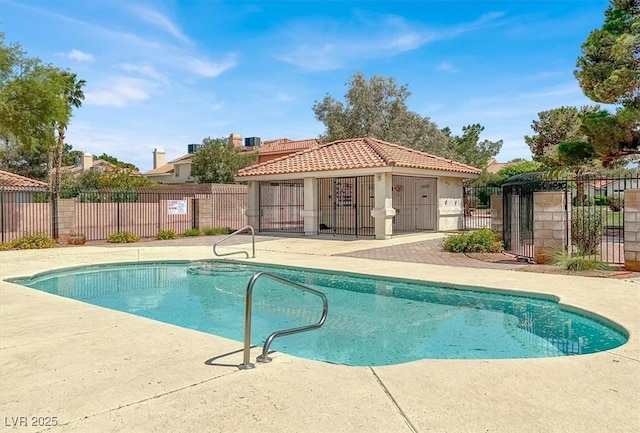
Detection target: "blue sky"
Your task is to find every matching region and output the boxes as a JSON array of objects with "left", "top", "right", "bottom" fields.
[{"left": 1, "top": 0, "right": 612, "bottom": 172}]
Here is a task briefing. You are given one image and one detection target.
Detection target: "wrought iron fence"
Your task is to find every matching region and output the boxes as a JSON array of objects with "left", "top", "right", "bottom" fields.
[
  {"left": 317, "top": 176, "right": 375, "bottom": 236},
  {"left": 0, "top": 188, "right": 52, "bottom": 243},
  {"left": 462, "top": 184, "right": 501, "bottom": 230},
  {"left": 258, "top": 180, "right": 304, "bottom": 233},
  {"left": 391, "top": 175, "right": 438, "bottom": 233}
]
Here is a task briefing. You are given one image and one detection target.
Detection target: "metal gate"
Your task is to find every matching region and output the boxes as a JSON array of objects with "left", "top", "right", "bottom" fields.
[
  {"left": 503, "top": 184, "right": 535, "bottom": 259},
  {"left": 259, "top": 180, "right": 304, "bottom": 233},
  {"left": 391, "top": 175, "right": 437, "bottom": 233},
  {"left": 317, "top": 176, "right": 374, "bottom": 236}
]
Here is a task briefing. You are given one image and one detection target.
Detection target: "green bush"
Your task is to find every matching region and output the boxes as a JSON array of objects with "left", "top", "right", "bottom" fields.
[
  {"left": 571, "top": 207, "right": 605, "bottom": 255},
  {"left": 156, "top": 229, "right": 177, "bottom": 240},
  {"left": 182, "top": 228, "right": 201, "bottom": 237},
  {"left": 201, "top": 227, "right": 232, "bottom": 235},
  {"left": 107, "top": 231, "right": 140, "bottom": 243},
  {"left": 547, "top": 246, "right": 610, "bottom": 271},
  {"left": 571, "top": 194, "right": 594, "bottom": 207},
  {"left": 593, "top": 195, "right": 607, "bottom": 206},
  {"left": 442, "top": 229, "right": 503, "bottom": 253},
  {"left": 0, "top": 232, "right": 56, "bottom": 250}
]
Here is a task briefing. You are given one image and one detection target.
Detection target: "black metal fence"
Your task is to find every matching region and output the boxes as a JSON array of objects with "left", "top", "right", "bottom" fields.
[
  {"left": 258, "top": 180, "right": 304, "bottom": 233},
  {"left": 317, "top": 176, "right": 375, "bottom": 236},
  {"left": 466, "top": 170, "right": 639, "bottom": 264},
  {"left": 463, "top": 184, "right": 501, "bottom": 230},
  {"left": 0, "top": 188, "right": 52, "bottom": 243}
]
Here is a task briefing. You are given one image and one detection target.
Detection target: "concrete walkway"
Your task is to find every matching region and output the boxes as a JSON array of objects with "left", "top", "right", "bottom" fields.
[{"left": 1, "top": 233, "right": 638, "bottom": 433}]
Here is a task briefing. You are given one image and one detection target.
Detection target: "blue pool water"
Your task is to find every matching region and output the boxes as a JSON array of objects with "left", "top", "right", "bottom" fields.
[{"left": 9, "top": 261, "right": 627, "bottom": 366}]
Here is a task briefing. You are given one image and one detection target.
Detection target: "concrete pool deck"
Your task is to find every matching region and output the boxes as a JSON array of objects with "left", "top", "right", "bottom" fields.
[{"left": 0, "top": 233, "right": 638, "bottom": 433}]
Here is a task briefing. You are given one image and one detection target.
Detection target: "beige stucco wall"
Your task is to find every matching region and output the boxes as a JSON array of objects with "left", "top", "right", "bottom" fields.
[
  {"left": 624, "top": 189, "right": 640, "bottom": 271},
  {"left": 437, "top": 177, "right": 464, "bottom": 231}
]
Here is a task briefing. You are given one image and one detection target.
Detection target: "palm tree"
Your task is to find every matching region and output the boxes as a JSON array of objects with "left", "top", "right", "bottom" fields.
[{"left": 53, "top": 72, "right": 85, "bottom": 198}]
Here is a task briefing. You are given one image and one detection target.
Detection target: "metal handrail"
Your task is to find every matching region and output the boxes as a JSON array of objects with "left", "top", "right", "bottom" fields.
[
  {"left": 213, "top": 225, "right": 255, "bottom": 259},
  {"left": 238, "top": 271, "right": 328, "bottom": 370}
]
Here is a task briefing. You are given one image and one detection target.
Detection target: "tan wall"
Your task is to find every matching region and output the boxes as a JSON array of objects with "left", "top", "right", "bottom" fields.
[{"left": 624, "top": 189, "right": 640, "bottom": 271}]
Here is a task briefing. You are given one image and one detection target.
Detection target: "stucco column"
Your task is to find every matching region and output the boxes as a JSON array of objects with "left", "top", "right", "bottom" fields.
[
  {"left": 370, "top": 172, "right": 395, "bottom": 240},
  {"left": 193, "top": 198, "right": 213, "bottom": 229},
  {"left": 244, "top": 181, "right": 260, "bottom": 229},
  {"left": 56, "top": 198, "right": 76, "bottom": 242},
  {"left": 301, "top": 177, "right": 318, "bottom": 236},
  {"left": 624, "top": 189, "right": 640, "bottom": 271}
]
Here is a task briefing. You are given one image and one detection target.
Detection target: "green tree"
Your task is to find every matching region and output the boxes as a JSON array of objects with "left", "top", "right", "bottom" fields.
[
  {"left": 312, "top": 72, "right": 452, "bottom": 158},
  {"left": 60, "top": 167, "right": 157, "bottom": 198},
  {"left": 575, "top": 0, "right": 639, "bottom": 106},
  {"left": 478, "top": 159, "right": 544, "bottom": 186},
  {"left": 445, "top": 124, "right": 502, "bottom": 169},
  {"left": 61, "top": 143, "right": 84, "bottom": 166},
  {"left": 525, "top": 106, "right": 599, "bottom": 166},
  {"left": 52, "top": 72, "right": 85, "bottom": 197},
  {"left": 0, "top": 34, "right": 84, "bottom": 181},
  {"left": 190, "top": 137, "right": 257, "bottom": 184},
  {"left": 95, "top": 153, "right": 139, "bottom": 170}
]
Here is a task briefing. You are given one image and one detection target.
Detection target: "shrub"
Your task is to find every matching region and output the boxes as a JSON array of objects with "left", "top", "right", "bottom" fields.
[
  {"left": 571, "top": 194, "right": 594, "bottom": 207},
  {"left": 571, "top": 207, "right": 605, "bottom": 255},
  {"left": 442, "top": 229, "right": 503, "bottom": 253},
  {"left": 547, "top": 246, "right": 610, "bottom": 271},
  {"left": 202, "top": 227, "right": 232, "bottom": 236},
  {"left": 156, "top": 229, "right": 177, "bottom": 240},
  {"left": 182, "top": 228, "right": 201, "bottom": 237},
  {"left": 593, "top": 195, "right": 607, "bottom": 206},
  {"left": 1, "top": 232, "right": 56, "bottom": 250},
  {"left": 107, "top": 231, "right": 140, "bottom": 243}
]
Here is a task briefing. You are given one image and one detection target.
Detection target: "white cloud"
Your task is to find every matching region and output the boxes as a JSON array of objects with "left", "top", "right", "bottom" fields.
[
  {"left": 276, "top": 11, "right": 508, "bottom": 71},
  {"left": 84, "top": 77, "right": 155, "bottom": 107},
  {"left": 67, "top": 49, "right": 94, "bottom": 62},
  {"left": 130, "top": 5, "right": 190, "bottom": 44},
  {"left": 436, "top": 62, "right": 459, "bottom": 73},
  {"left": 185, "top": 56, "right": 237, "bottom": 78},
  {"left": 118, "top": 63, "right": 168, "bottom": 84}
]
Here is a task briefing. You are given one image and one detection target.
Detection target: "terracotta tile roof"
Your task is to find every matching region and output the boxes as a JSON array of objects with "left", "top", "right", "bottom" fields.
[
  {"left": 257, "top": 138, "right": 319, "bottom": 155},
  {"left": 0, "top": 170, "right": 48, "bottom": 189},
  {"left": 142, "top": 154, "right": 191, "bottom": 176},
  {"left": 237, "top": 137, "right": 481, "bottom": 177}
]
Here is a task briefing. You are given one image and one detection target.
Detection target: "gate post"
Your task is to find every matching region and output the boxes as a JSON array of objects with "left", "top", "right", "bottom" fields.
[
  {"left": 371, "top": 173, "right": 395, "bottom": 240},
  {"left": 533, "top": 191, "right": 568, "bottom": 263},
  {"left": 245, "top": 181, "right": 260, "bottom": 229},
  {"left": 624, "top": 189, "right": 640, "bottom": 271},
  {"left": 490, "top": 195, "right": 503, "bottom": 240}
]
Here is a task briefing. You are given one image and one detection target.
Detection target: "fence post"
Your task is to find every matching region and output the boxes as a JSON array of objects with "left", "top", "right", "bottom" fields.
[
  {"left": 194, "top": 198, "right": 213, "bottom": 229},
  {"left": 533, "top": 191, "right": 568, "bottom": 263},
  {"left": 624, "top": 189, "right": 640, "bottom": 271},
  {"left": 490, "top": 194, "right": 503, "bottom": 240},
  {"left": 56, "top": 198, "right": 77, "bottom": 244}
]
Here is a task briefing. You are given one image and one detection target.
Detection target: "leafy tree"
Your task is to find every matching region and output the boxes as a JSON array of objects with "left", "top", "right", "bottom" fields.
[
  {"left": 571, "top": 0, "right": 640, "bottom": 166},
  {"left": 444, "top": 124, "right": 502, "bottom": 168},
  {"left": 525, "top": 106, "right": 599, "bottom": 166},
  {"left": 52, "top": 72, "right": 85, "bottom": 197},
  {"left": 0, "top": 33, "right": 84, "bottom": 181},
  {"left": 575, "top": 0, "right": 639, "bottom": 106},
  {"left": 61, "top": 143, "right": 84, "bottom": 166},
  {"left": 312, "top": 72, "right": 452, "bottom": 158},
  {"left": 60, "top": 167, "right": 157, "bottom": 198},
  {"left": 190, "top": 137, "right": 257, "bottom": 183},
  {"left": 478, "top": 159, "right": 544, "bottom": 186},
  {"left": 95, "top": 153, "right": 139, "bottom": 170}
]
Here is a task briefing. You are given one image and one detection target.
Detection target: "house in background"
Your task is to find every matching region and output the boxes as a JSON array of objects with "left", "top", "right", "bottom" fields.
[
  {"left": 0, "top": 170, "right": 48, "bottom": 202},
  {"left": 142, "top": 133, "right": 318, "bottom": 184},
  {"left": 236, "top": 137, "right": 481, "bottom": 239},
  {"left": 56, "top": 153, "right": 137, "bottom": 179}
]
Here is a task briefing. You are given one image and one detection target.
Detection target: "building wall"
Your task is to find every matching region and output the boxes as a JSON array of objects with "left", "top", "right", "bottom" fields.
[{"left": 437, "top": 176, "right": 464, "bottom": 231}]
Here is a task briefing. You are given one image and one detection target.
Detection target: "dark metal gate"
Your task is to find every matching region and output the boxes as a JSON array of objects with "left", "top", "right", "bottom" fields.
[
  {"left": 463, "top": 184, "right": 502, "bottom": 230},
  {"left": 391, "top": 175, "right": 437, "bottom": 233},
  {"left": 503, "top": 184, "right": 536, "bottom": 259},
  {"left": 317, "top": 176, "right": 374, "bottom": 236},
  {"left": 259, "top": 180, "right": 304, "bottom": 233}
]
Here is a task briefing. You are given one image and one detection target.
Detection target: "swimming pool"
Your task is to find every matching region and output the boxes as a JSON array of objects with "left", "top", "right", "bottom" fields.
[{"left": 9, "top": 260, "right": 627, "bottom": 366}]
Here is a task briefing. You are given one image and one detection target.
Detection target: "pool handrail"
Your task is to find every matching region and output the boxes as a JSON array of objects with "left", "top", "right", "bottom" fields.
[
  {"left": 238, "top": 271, "right": 328, "bottom": 370},
  {"left": 213, "top": 225, "right": 255, "bottom": 259}
]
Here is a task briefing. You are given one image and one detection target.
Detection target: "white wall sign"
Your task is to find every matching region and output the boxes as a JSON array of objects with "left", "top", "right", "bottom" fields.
[{"left": 167, "top": 200, "right": 187, "bottom": 215}]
